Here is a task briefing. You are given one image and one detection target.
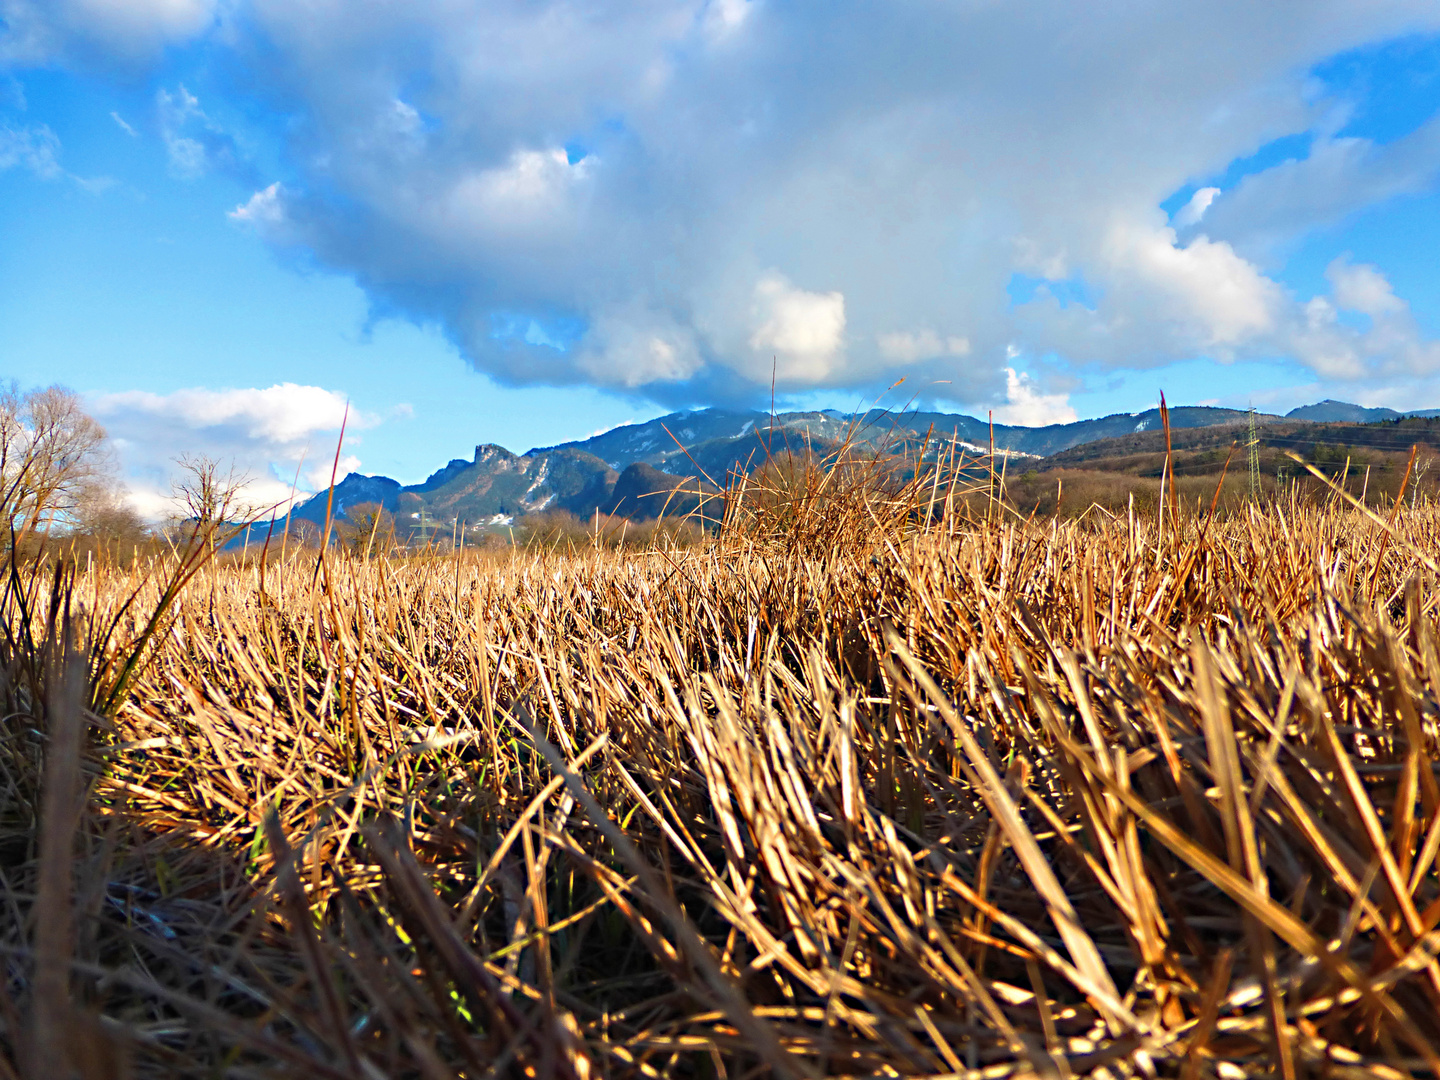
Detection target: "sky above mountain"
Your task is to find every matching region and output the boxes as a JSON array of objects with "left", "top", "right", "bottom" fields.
[{"left": 4, "top": 2, "right": 1440, "bottom": 513}]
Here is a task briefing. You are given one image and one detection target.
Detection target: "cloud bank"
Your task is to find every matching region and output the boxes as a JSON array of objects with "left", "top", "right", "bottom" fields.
[{"left": 12, "top": 2, "right": 1440, "bottom": 416}]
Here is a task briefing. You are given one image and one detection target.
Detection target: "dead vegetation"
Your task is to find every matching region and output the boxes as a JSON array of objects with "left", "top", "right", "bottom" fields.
[{"left": 5, "top": 443, "right": 1440, "bottom": 1078}]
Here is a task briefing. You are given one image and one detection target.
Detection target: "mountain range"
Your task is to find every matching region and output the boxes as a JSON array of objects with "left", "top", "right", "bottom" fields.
[{"left": 283, "top": 399, "right": 1436, "bottom": 532}]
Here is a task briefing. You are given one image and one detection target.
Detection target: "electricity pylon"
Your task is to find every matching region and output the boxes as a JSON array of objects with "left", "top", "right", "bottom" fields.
[{"left": 1247, "top": 407, "right": 1262, "bottom": 499}]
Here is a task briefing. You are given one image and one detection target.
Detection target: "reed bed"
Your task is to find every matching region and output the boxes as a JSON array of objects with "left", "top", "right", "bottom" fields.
[{"left": 5, "top": 487, "right": 1440, "bottom": 1078}]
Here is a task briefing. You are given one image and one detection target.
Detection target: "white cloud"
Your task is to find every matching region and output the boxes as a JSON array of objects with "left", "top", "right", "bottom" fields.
[
  {"left": 1173, "top": 186, "right": 1221, "bottom": 228},
  {"left": 987, "top": 369, "right": 1078, "bottom": 427},
  {"left": 0, "top": 0, "right": 217, "bottom": 67},
  {"left": 703, "top": 0, "right": 752, "bottom": 40},
  {"left": 1110, "top": 226, "right": 1281, "bottom": 352},
  {"left": 587, "top": 418, "right": 634, "bottom": 438},
  {"left": 16, "top": 2, "right": 1440, "bottom": 406},
  {"left": 202, "top": 1, "right": 1440, "bottom": 406},
  {"left": 454, "top": 148, "right": 590, "bottom": 220},
  {"left": 1199, "top": 116, "right": 1440, "bottom": 260},
  {"left": 1016, "top": 222, "right": 1286, "bottom": 366},
  {"left": 89, "top": 383, "right": 375, "bottom": 518},
  {"left": 0, "top": 117, "right": 115, "bottom": 191},
  {"left": 157, "top": 85, "right": 235, "bottom": 179},
  {"left": 876, "top": 330, "right": 971, "bottom": 363},
  {"left": 0, "top": 119, "right": 60, "bottom": 177},
  {"left": 1326, "top": 255, "right": 1406, "bottom": 317},
  {"left": 229, "top": 182, "right": 286, "bottom": 227},
  {"left": 1018, "top": 229, "right": 1440, "bottom": 385},
  {"left": 576, "top": 307, "right": 705, "bottom": 387},
  {"left": 1013, "top": 238, "right": 1071, "bottom": 282},
  {"left": 746, "top": 274, "right": 846, "bottom": 382},
  {"left": 1283, "top": 259, "right": 1440, "bottom": 378},
  {"left": 110, "top": 110, "right": 137, "bottom": 137}
]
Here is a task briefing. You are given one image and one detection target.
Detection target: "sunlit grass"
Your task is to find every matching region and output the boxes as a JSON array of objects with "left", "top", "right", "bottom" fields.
[{"left": 6, "top": 449, "right": 1440, "bottom": 1077}]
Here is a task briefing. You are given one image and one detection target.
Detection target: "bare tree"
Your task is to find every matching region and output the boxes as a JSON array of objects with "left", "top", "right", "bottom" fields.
[
  {"left": 67, "top": 483, "right": 149, "bottom": 563},
  {"left": 169, "top": 454, "right": 256, "bottom": 555},
  {"left": 0, "top": 383, "right": 112, "bottom": 547},
  {"left": 287, "top": 518, "right": 323, "bottom": 549},
  {"left": 1414, "top": 455, "right": 1434, "bottom": 509}
]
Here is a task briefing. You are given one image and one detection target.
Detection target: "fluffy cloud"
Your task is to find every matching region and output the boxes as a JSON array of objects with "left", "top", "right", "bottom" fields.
[
  {"left": 14, "top": 1, "right": 1440, "bottom": 410},
  {"left": 1173, "top": 187, "right": 1221, "bottom": 229},
  {"left": 1017, "top": 223, "right": 1285, "bottom": 366},
  {"left": 577, "top": 308, "right": 704, "bottom": 387},
  {"left": 1327, "top": 256, "right": 1406, "bottom": 317},
  {"left": 88, "top": 384, "right": 374, "bottom": 519},
  {"left": 228, "top": 181, "right": 285, "bottom": 227},
  {"left": 746, "top": 275, "right": 847, "bottom": 383},
  {"left": 876, "top": 330, "right": 971, "bottom": 364},
  {"left": 212, "top": 1, "right": 1440, "bottom": 405},
  {"left": 1304, "top": 257, "right": 1440, "bottom": 377},
  {"left": 1015, "top": 224, "right": 1440, "bottom": 389},
  {"left": 0, "top": 0, "right": 217, "bottom": 67},
  {"left": 989, "top": 369, "right": 1078, "bottom": 428}
]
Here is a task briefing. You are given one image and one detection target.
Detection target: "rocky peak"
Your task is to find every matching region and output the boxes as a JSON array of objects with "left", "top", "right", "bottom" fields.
[{"left": 473, "top": 443, "right": 519, "bottom": 466}]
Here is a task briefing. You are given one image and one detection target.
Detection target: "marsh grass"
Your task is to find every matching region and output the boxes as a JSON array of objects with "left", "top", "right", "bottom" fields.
[{"left": 4, "top": 449, "right": 1440, "bottom": 1077}]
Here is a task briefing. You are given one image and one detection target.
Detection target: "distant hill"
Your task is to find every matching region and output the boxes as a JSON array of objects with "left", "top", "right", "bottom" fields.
[
  {"left": 1286, "top": 399, "right": 1440, "bottom": 423},
  {"left": 1286, "top": 400, "right": 1401, "bottom": 423},
  {"left": 289, "top": 473, "right": 402, "bottom": 521},
  {"left": 1040, "top": 415, "right": 1440, "bottom": 471},
  {"left": 280, "top": 397, "right": 1439, "bottom": 536},
  {"left": 855, "top": 405, "right": 1270, "bottom": 458}
]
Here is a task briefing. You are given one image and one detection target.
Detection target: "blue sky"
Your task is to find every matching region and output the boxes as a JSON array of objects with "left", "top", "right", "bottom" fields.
[{"left": 3, "top": 2, "right": 1440, "bottom": 512}]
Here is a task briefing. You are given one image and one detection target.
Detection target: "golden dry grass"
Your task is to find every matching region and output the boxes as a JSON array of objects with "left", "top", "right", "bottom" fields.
[{"left": 6, "top": 474, "right": 1440, "bottom": 1077}]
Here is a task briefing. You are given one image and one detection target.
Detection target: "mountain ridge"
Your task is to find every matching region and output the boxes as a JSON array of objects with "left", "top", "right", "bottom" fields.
[{"left": 286, "top": 399, "right": 1435, "bottom": 532}]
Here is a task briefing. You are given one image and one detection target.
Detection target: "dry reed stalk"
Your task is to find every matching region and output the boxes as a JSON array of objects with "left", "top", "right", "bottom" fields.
[
  {"left": 28, "top": 631, "right": 84, "bottom": 1079},
  {"left": 6, "top": 462, "right": 1440, "bottom": 1076}
]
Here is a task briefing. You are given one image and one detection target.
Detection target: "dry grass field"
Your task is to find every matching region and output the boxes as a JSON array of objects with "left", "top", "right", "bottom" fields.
[{"left": 6, "top": 453, "right": 1440, "bottom": 1078}]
